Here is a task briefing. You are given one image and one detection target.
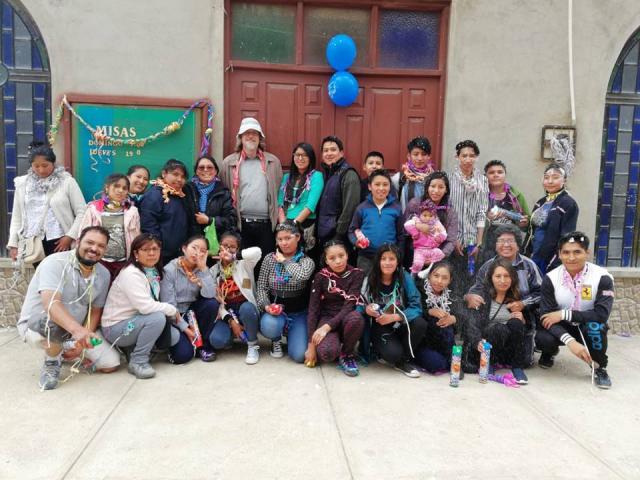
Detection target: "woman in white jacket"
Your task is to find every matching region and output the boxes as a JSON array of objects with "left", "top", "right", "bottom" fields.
[
  {"left": 102, "top": 233, "right": 179, "bottom": 379},
  {"left": 8, "top": 142, "right": 86, "bottom": 262},
  {"left": 209, "top": 231, "right": 262, "bottom": 364}
]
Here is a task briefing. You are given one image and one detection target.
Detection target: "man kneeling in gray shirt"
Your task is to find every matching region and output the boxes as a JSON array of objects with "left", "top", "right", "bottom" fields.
[{"left": 17, "top": 226, "right": 120, "bottom": 390}]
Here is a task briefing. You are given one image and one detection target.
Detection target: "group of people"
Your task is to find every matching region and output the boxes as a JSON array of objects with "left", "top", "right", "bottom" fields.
[{"left": 9, "top": 117, "right": 614, "bottom": 391}]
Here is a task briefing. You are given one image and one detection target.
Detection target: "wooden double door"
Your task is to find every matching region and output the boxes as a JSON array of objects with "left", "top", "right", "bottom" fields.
[{"left": 227, "top": 69, "right": 442, "bottom": 172}]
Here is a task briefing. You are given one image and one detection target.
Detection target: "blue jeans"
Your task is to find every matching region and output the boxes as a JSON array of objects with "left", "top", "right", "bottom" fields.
[
  {"left": 169, "top": 297, "right": 220, "bottom": 364},
  {"left": 210, "top": 301, "right": 260, "bottom": 349},
  {"left": 260, "top": 310, "right": 308, "bottom": 363}
]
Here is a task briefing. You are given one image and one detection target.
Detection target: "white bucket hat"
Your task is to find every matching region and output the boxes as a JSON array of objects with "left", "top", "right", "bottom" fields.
[{"left": 237, "top": 117, "right": 265, "bottom": 139}]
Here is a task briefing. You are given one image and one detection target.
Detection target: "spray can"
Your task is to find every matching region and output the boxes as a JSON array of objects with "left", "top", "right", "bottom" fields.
[
  {"left": 450, "top": 345, "right": 463, "bottom": 387},
  {"left": 467, "top": 244, "right": 476, "bottom": 275},
  {"left": 229, "top": 308, "right": 249, "bottom": 343},
  {"left": 186, "top": 310, "right": 203, "bottom": 348},
  {"left": 490, "top": 205, "right": 524, "bottom": 223},
  {"left": 479, "top": 341, "right": 492, "bottom": 383}
]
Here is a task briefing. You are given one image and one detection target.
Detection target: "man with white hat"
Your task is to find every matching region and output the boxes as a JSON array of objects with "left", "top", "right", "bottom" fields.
[{"left": 220, "top": 117, "right": 283, "bottom": 256}]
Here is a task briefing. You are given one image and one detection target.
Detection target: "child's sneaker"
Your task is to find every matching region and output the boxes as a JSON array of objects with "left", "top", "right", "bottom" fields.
[
  {"left": 270, "top": 340, "right": 284, "bottom": 358},
  {"left": 511, "top": 367, "right": 529, "bottom": 385},
  {"left": 338, "top": 354, "right": 359, "bottom": 377},
  {"left": 245, "top": 344, "right": 260, "bottom": 365}
]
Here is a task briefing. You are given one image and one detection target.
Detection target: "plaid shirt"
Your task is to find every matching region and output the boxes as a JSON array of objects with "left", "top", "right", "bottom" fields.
[{"left": 256, "top": 252, "right": 315, "bottom": 311}]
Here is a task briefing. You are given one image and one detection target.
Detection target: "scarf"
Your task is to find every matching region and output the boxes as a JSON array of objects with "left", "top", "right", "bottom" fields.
[
  {"left": 453, "top": 166, "right": 480, "bottom": 192},
  {"left": 318, "top": 267, "right": 364, "bottom": 305},
  {"left": 545, "top": 188, "right": 564, "bottom": 202},
  {"left": 192, "top": 176, "right": 218, "bottom": 212},
  {"left": 25, "top": 165, "right": 67, "bottom": 196},
  {"left": 231, "top": 149, "right": 266, "bottom": 207},
  {"left": 401, "top": 159, "right": 433, "bottom": 183},
  {"left": 561, "top": 264, "right": 588, "bottom": 310},
  {"left": 151, "top": 179, "right": 185, "bottom": 204},
  {"left": 178, "top": 257, "right": 202, "bottom": 287},
  {"left": 274, "top": 249, "right": 304, "bottom": 288},
  {"left": 423, "top": 280, "right": 452, "bottom": 313},
  {"left": 143, "top": 267, "right": 161, "bottom": 300},
  {"left": 489, "top": 183, "right": 523, "bottom": 214},
  {"left": 368, "top": 280, "right": 403, "bottom": 313},
  {"left": 100, "top": 193, "right": 130, "bottom": 212},
  {"left": 129, "top": 193, "right": 144, "bottom": 205},
  {"left": 282, "top": 170, "right": 314, "bottom": 208}
]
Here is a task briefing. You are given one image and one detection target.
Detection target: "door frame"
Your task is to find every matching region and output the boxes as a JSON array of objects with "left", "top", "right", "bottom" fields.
[{"left": 223, "top": 0, "right": 450, "bottom": 166}]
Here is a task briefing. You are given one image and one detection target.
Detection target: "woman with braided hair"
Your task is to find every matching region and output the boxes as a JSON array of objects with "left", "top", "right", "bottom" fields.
[{"left": 304, "top": 240, "right": 365, "bottom": 376}]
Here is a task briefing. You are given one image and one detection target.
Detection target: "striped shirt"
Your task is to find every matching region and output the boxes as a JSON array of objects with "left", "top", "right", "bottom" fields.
[{"left": 448, "top": 167, "right": 489, "bottom": 245}]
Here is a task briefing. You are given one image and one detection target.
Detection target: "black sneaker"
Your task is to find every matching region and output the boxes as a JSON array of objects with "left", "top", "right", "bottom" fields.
[
  {"left": 394, "top": 361, "right": 420, "bottom": 378},
  {"left": 594, "top": 367, "right": 612, "bottom": 389},
  {"left": 538, "top": 354, "right": 554, "bottom": 369}
]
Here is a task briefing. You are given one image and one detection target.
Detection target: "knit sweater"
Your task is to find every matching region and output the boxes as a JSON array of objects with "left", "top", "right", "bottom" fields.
[{"left": 8, "top": 173, "right": 86, "bottom": 248}]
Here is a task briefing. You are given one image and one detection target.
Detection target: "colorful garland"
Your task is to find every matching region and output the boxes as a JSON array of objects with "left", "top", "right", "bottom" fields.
[{"left": 47, "top": 95, "right": 214, "bottom": 156}]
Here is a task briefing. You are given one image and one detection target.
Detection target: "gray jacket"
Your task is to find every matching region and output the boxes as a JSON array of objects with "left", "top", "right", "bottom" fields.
[{"left": 160, "top": 258, "right": 216, "bottom": 330}]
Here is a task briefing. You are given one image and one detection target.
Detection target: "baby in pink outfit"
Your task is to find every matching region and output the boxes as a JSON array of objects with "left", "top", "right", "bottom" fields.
[{"left": 404, "top": 207, "right": 447, "bottom": 274}]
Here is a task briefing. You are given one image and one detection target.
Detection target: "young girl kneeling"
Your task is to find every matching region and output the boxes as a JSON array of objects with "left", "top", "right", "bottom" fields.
[
  {"left": 209, "top": 232, "right": 262, "bottom": 365},
  {"left": 305, "top": 241, "right": 365, "bottom": 376}
]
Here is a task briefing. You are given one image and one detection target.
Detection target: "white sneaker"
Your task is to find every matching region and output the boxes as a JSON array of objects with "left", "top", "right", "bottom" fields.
[
  {"left": 270, "top": 340, "right": 284, "bottom": 358},
  {"left": 245, "top": 344, "right": 260, "bottom": 365}
]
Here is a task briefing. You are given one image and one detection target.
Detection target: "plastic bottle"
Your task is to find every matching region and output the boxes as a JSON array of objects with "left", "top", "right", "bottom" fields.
[
  {"left": 479, "top": 341, "right": 492, "bottom": 383},
  {"left": 490, "top": 205, "right": 524, "bottom": 223},
  {"left": 467, "top": 244, "right": 476, "bottom": 275},
  {"left": 62, "top": 337, "right": 102, "bottom": 351},
  {"left": 450, "top": 345, "right": 463, "bottom": 387}
]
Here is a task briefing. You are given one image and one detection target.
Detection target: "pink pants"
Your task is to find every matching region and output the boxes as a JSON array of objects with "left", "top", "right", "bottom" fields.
[{"left": 411, "top": 247, "right": 445, "bottom": 273}]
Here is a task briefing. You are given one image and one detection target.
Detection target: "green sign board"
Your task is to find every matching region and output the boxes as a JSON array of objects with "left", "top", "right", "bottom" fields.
[{"left": 70, "top": 102, "right": 202, "bottom": 201}]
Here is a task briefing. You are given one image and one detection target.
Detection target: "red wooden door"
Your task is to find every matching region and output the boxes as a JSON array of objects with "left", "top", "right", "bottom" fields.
[
  {"left": 227, "top": 70, "right": 334, "bottom": 169},
  {"left": 224, "top": 1, "right": 450, "bottom": 174},
  {"left": 334, "top": 75, "right": 441, "bottom": 171}
]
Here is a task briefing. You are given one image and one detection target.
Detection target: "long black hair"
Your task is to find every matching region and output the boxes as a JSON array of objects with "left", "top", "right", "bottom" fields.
[
  {"left": 420, "top": 171, "right": 450, "bottom": 225},
  {"left": 366, "top": 244, "right": 406, "bottom": 302},
  {"left": 485, "top": 258, "right": 520, "bottom": 303},
  {"left": 283, "top": 142, "right": 317, "bottom": 209}
]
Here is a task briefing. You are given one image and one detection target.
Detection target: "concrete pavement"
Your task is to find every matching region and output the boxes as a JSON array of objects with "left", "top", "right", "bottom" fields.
[{"left": 1, "top": 327, "right": 638, "bottom": 480}]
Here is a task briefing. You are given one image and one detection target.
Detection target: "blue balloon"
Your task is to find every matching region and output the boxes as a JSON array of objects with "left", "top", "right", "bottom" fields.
[
  {"left": 328, "top": 71, "right": 359, "bottom": 107},
  {"left": 326, "top": 34, "right": 357, "bottom": 71}
]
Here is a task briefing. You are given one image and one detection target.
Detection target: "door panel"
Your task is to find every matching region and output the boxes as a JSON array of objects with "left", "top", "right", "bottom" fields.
[
  {"left": 227, "top": 69, "right": 441, "bottom": 173},
  {"left": 228, "top": 70, "right": 334, "bottom": 168}
]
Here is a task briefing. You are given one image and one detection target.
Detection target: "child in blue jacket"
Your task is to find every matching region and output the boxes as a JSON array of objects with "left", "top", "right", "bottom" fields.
[{"left": 348, "top": 169, "right": 404, "bottom": 275}]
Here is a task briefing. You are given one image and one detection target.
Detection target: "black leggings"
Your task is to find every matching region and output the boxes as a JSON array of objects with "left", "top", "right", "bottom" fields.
[
  {"left": 535, "top": 321, "right": 608, "bottom": 368},
  {"left": 484, "top": 319, "right": 527, "bottom": 368},
  {"left": 372, "top": 316, "right": 427, "bottom": 365}
]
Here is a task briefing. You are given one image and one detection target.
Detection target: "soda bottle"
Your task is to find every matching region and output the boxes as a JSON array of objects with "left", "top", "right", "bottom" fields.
[
  {"left": 450, "top": 345, "right": 463, "bottom": 387},
  {"left": 479, "top": 341, "right": 492, "bottom": 383},
  {"left": 467, "top": 244, "right": 476, "bottom": 275}
]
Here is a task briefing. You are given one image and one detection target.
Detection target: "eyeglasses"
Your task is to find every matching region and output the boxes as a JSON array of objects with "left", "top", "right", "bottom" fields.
[
  {"left": 197, "top": 166, "right": 216, "bottom": 171},
  {"left": 496, "top": 239, "right": 516, "bottom": 245},
  {"left": 293, "top": 153, "right": 309, "bottom": 159}
]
